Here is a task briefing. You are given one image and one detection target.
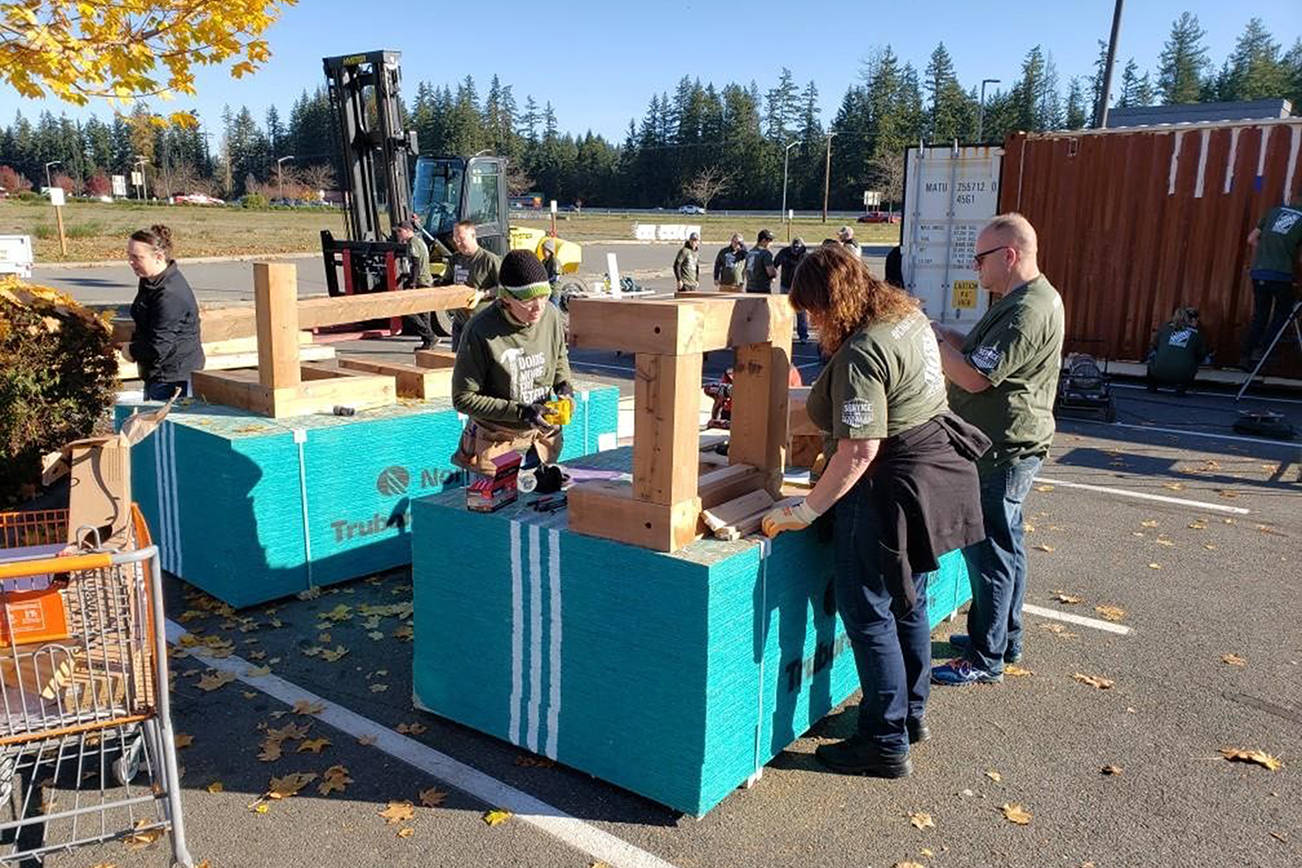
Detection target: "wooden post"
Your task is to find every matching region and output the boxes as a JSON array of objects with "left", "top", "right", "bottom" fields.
[
  {"left": 254, "top": 262, "right": 301, "bottom": 391},
  {"left": 633, "top": 352, "right": 703, "bottom": 505},
  {"left": 728, "top": 341, "right": 792, "bottom": 493},
  {"left": 54, "top": 204, "right": 67, "bottom": 256}
]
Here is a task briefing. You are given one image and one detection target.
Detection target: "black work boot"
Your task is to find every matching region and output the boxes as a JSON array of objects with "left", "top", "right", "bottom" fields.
[
  {"left": 814, "top": 735, "right": 912, "bottom": 777},
  {"left": 907, "top": 717, "right": 931, "bottom": 744}
]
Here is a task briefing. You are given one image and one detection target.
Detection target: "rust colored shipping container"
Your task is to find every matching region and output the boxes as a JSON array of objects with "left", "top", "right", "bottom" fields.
[{"left": 999, "top": 119, "right": 1302, "bottom": 367}]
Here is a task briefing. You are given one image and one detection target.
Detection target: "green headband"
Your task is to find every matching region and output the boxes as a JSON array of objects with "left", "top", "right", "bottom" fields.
[{"left": 499, "top": 281, "right": 551, "bottom": 301}]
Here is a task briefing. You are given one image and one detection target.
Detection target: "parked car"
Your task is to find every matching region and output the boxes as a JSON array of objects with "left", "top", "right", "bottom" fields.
[
  {"left": 858, "top": 210, "right": 900, "bottom": 224},
  {"left": 678, "top": 204, "right": 706, "bottom": 214},
  {"left": 173, "top": 193, "right": 225, "bottom": 206}
]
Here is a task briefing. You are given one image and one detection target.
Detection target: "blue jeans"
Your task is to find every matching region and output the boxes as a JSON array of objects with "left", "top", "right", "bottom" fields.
[
  {"left": 834, "top": 482, "right": 932, "bottom": 753},
  {"left": 779, "top": 285, "right": 809, "bottom": 341},
  {"left": 961, "top": 455, "right": 1041, "bottom": 674}
]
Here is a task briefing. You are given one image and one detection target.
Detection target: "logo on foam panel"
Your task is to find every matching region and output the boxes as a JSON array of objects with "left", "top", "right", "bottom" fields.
[{"left": 376, "top": 466, "right": 410, "bottom": 497}]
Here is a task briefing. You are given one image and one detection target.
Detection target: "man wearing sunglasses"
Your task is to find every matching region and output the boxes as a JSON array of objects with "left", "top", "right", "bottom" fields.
[{"left": 928, "top": 213, "right": 1064, "bottom": 687}]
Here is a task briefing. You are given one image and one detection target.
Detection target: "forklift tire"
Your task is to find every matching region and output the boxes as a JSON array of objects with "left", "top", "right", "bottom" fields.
[{"left": 430, "top": 310, "right": 453, "bottom": 338}]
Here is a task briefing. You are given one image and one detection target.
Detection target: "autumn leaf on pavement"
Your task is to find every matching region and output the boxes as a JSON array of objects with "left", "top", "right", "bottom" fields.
[
  {"left": 267, "top": 772, "right": 317, "bottom": 800},
  {"left": 1101, "top": 765, "right": 1123, "bottom": 775},
  {"left": 196, "top": 671, "right": 236, "bottom": 692},
  {"left": 174, "top": 733, "right": 194, "bottom": 749},
  {"left": 1033, "top": 544, "right": 1055, "bottom": 553},
  {"left": 370, "top": 683, "right": 389, "bottom": 693},
  {"left": 379, "top": 801, "right": 415, "bottom": 824},
  {"left": 396, "top": 722, "right": 427, "bottom": 735},
  {"left": 393, "top": 625, "right": 414, "bottom": 641},
  {"left": 1140, "top": 519, "right": 1158, "bottom": 528},
  {"left": 396, "top": 827, "right": 415, "bottom": 839},
  {"left": 1219, "top": 748, "right": 1283, "bottom": 771},
  {"left": 515, "top": 754, "right": 555, "bottom": 768},
  {"left": 257, "top": 742, "right": 283, "bottom": 762},
  {"left": 244, "top": 665, "right": 271, "bottom": 677},
  {"left": 1073, "top": 673, "right": 1115, "bottom": 689},
  {"left": 320, "top": 646, "right": 350, "bottom": 663},
  {"left": 893, "top": 863, "right": 926, "bottom": 868},
  {"left": 1094, "top": 605, "right": 1126, "bottom": 622},
  {"left": 123, "top": 818, "right": 165, "bottom": 850},
  {"left": 297, "top": 737, "right": 331, "bottom": 754},
  {"left": 266, "top": 722, "right": 311, "bottom": 742},
  {"left": 207, "top": 781, "right": 224, "bottom": 794},
  {"left": 1053, "top": 592, "right": 1082, "bottom": 604},
  {"left": 368, "top": 631, "right": 385, "bottom": 641},
  {"left": 1162, "top": 482, "right": 1185, "bottom": 491},
  {"left": 483, "top": 809, "right": 512, "bottom": 826},
  {"left": 293, "top": 700, "right": 325, "bottom": 716},
  {"left": 1034, "top": 484, "right": 1053, "bottom": 492},
  {"left": 908, "top": 811, "right": 935, "bottom": 830},
  {"left": 1147, "top": 563, "right": 1162, "bottom": 570},
  {"left": 985, "top": 770, "right": 1003, "bottom": 782},
  {"left": 419, "top": 787, "right": 448, "bottom": 807},
  {"left": 357, "top": 734, "right": 378, "bottom": 746},
  {"left": 1221, "top": 654, "right": 1247, "bottom": 667},
  {"left": 1000, "top": 803, "right": 1032, "bottom": 825},
  {"left": 318, "top": 765, "right": 353, "bottom": 796},
  {"left": 1004, "top": 664, "right": 1033, "bottom": 677}
]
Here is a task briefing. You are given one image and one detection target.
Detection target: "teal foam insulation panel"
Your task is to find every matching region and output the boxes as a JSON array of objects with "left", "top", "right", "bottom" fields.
[
  {"left": 115, "top": 381, "right": 619, "bottom": 608},
  {"left": 411, "top": 446, "right": 971, "bottom": 816}
]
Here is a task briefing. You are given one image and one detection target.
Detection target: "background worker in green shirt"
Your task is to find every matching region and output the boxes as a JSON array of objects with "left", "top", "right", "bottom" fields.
[
  {"left": 745, "top": 229, "right": 778, "bottom": 293},
  {"left": 441, "top": 220, "right": 501, "bottom": 352},
  {"left": 673, "top": 232, "right": 700, "bottom": 291},
  {"left": 930, "top": 212, "right": 1064, "bottom": 687},
  {"left": 1146, "top": 306, "right": 1208, "bottom": 394},
  {"left": 450, "top": 250, "right": 573, "bottom": 475},
  {"left": 1241, "top": 196, "right": 1302, "bottom": 368},
  {"left": 761, "top": 245, "right": 986, "bottom": 778},
  {"left": 713, "top": 233, "right": 747, "bottom": 291},
  {"left": 394, "top": 219, "right": 436, "bottom": 350}
]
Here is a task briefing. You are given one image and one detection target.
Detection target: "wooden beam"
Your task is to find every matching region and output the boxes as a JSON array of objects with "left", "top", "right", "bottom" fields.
[
  {"left": 191, "top": 369, "right": 273, "bottom": 416},
  {"left": 694, "top": 294, "right": 793, "bottom": 350},
  {"left": 272, "top": 373, "right": 394, "bottom": 417},
  {"left": 569, "top": 299, "right": 706, "bottom": 354},
  {"left": 255, "top": 262, "right": 301, "bottom": 391},
  {"left": 337, "top": 356, "right": 452, "bottom": 399},
  {"left": 698, "top": 463, "right": 767, "bottom": 510},
  {"left": 568, "top": 481, "right": 701, "bottom": 552},
  {"left": 728, "top": 341, "right": 793, "bottom": 489},
  {"left": 118, "top": 343, "right": 333, "bottom": 380},
  {"left": 413, "top": 348, "right": 458, "bottom": 370},
  {"left": 633, "top": 352, "right": 702, "bottom": 505}
]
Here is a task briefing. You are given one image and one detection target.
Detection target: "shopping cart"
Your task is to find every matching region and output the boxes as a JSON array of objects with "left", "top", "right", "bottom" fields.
[{"left": 0, "top": 507, "right": 192, "bottom": 867}]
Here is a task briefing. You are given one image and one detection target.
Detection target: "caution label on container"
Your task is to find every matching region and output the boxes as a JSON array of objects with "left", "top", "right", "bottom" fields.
[{"left": 952, "top": 281, "right": 978, "bottom": 309}]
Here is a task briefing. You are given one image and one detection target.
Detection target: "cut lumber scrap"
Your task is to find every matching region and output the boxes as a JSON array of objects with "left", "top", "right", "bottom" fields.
[
  {"left": 337, "top": 356, "right": 452, "bottom": 399},
  {"left": 414, "top": 348, "right": 458, "bottom": 370},
  {"left": 713, "top": 496, "right": 801, "bottom": 541},
  {"left": 193, "top": 365, "right": 396, "bottom": 418},
  {"left": 700, "top": 489, "right": 775, "bottom": 534},
  {"left": 698, "top": 463, "right": 767, "bottom": 510}
]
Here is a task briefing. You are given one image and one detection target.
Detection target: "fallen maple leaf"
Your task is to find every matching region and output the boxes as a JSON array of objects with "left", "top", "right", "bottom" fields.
[
  {"left": 317, "top": 632, "right": 333, "bottom": 644},
  {"left": 196, "top": 671, "right": 236, "bottom": 692},
  {"left": 396, "top": 722, "right": 427, "bottom": 735},
  {"left": 1000, "top": 803, "right": 1032, "bottom": 825},
  {"left": 251, "top": 803, "right": 270, "bottom": 814},
  {"left": 908, "top": 811, "right": 935, "bottom": 830},
  {"left": 1140, "top": 519, "right": 1158, "bottom": 528},
  {"left": 357, "top": 734, "right": 378, "bottom": 746},
  {"left": 174, "top": 733, "right": 194, "bottom": 749},
  {"left": 207, "top": 781, "right": 224, "bottom": 794},
  {"left": 123, "top": 818, "right": 165, "bottom": 850},
  {"left": 256, "top": 742, "right": 283, "bottom": 762},
  {"left": 266, "top": 722, "right": 311, "bottom": 742},
  {"left": 1073, "top": 673, "right": 1115, "bottom": 689},
  {"left": 297, "top": 737, "right": 331, "bottom": 754},
  {"left": 242, "top": 691, "right": 258, "bottom": 700},
  {"left": 320, "top": 646, "right": 350, "bottom": 663},
  {"left": 985, "top": 770, "right": 1003, "bottom": 782},
  {"left": 292, "top": 700, "right": 325, "bottom": 716},
  {"left": 379, "top": 801, "right": 415, "bottom": 824},
  {"left": 483, "top": 809, "right": 512, "bottom": 826},
  {"left": 368, "top": 631, "right": 385, "bottom": 641},
  {"left": 1162, "top": 482, "right": 1185, "bottom": 491},
  {"left": 370, "top": 683, "right": 389, "bottom": 693},
  {"left": 396, "top": 827, "right": 415, "bottom": 839},
  {"left": 1219, "top": 748, "right": 1283, "bottom": 771},
  {"left": 1221, "top": 653, "right": 1247, "bottom": 667},
  {"left": 1101, "top": 764, "right": 1123, "bottom": 775},
  {"left": 393, "top": 625, "right": 414, "bottom": 641},
  {"left": 1004, "top": 664, "right": 1034, "bottom": 677},
  {"left": 247, "top": 650, "right": 267, "bottom": 660},
  {"left": 245, "top": 665, "right": 271, "bottom": 677},
  {"left": 318, "top": 765, "right": 353, "bottom": 795},
  {"left": 1053, "top": 592, "right": 1083, "bottom": 604},
  {"left": 419, "top": 787, "right": 447, "bottom": 807},
  {"left": 1094, "top": 605, "right": 1126, "bottom": 622},
  {"left": 1033, "top": 544, "right": 1055, "bottom": 553},
  {"left": 267, "top": 772, "right": 317, "bottom": 799}
]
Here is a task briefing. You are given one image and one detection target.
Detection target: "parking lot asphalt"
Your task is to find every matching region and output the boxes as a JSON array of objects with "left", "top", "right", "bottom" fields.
[{"left": 30, "top": 365, "right": 1298, "bottom": 868}]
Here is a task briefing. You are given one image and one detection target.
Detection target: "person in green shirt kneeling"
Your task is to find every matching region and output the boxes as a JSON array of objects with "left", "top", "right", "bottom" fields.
[
  {"left": 1146, "top": 306, "right": 1208, "bottom": 395},
  {"left": 450, "top": 250, "right": 573, "bottom": 476}
]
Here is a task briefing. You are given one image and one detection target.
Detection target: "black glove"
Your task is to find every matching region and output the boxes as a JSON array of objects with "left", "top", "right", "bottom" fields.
[
  {"left": 554, "top": 381, "right": 574, "bottom": 398},
  {"left": 520, "top": 401, "right": 552, "bottom": 430}
]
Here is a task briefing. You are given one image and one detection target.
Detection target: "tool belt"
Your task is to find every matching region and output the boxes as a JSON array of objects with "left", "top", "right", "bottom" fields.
[{"left": 450, "top": 418, "right": 563, "bottom": 476}]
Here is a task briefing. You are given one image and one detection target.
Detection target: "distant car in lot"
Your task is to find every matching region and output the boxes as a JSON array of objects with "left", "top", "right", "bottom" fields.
[
  {"left": 678, "top": 204, "right": 706, "bottom": 214},
  {"left": 173, "top": 193, "right": 225, "bottom": 206},
  {"left": 858, "top": 211, "right": 900, "bottom": 224}
]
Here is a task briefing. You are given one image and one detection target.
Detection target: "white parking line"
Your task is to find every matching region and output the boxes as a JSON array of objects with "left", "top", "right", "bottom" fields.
[
  {"left": 1063, "top": 417, "right": 1299, "bottom": 448},
  {"left": 1023, "top": 604, "right": 1132, "bottom": 635},
  {"left": 1034, "top": 475, "right": 1251, "bottom": 515},
  {"left": 165, "top": 621, "right": 679, "bottom": 868},
  {"left": 1112, "top": 381, "right": 1302, "bottom": 406}
]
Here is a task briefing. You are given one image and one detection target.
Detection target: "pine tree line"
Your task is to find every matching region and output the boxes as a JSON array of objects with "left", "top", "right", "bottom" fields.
[{"left": 1, "top": 15, "right": 1298, "bottom": 210}]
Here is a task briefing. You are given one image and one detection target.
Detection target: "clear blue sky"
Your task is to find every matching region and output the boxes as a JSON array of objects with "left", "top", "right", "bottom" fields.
[{"left": 1, "top": 1, "right": 1298, "bottom": 141}]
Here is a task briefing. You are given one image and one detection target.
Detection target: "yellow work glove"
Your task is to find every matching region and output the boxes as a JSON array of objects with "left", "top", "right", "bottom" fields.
[{"left": 761, "top": 499, "right": 823, "bottom": 538}]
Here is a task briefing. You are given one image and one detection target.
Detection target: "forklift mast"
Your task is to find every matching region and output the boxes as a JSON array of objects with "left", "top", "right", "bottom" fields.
[{"left": 323, "top": 50, "right": 416, "bottom": 241}]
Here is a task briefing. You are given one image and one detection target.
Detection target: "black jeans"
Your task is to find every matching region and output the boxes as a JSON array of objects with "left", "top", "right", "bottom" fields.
[
  {"left": 144, "top": 380, "right": 188, "bottom": 401},
  {"left": 833, "top": 478, "right": 932, "bottom": 753},
  {"left": 1242, "top": 279, "right": 1296, "bottom": 361}
]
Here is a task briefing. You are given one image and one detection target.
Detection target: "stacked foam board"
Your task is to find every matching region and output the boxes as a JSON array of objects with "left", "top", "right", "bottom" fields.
[
  {"left": 411, "top": 446, "right": 972, "bottom": 815},
  {"left": 117, "top": 382, "right": 620, "bottom": 607}
]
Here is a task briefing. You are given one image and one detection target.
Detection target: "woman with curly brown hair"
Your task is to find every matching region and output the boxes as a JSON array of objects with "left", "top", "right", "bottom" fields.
[{"left": 761, "top": 244, "right": 988, "bottom": 778}]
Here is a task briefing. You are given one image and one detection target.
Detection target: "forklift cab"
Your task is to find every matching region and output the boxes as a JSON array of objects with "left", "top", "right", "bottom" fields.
[{"left": 413, "top": 155, "right": 510, "bottom": 259}]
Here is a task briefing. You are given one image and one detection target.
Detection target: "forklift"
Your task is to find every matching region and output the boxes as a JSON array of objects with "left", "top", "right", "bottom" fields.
[{"left": 320, "top": 50, "right": 578, "bottom": 337}]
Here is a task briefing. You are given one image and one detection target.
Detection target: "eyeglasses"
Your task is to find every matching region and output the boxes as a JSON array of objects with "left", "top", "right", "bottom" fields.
[{"left": 972, "top": 245, "right": 1010, "bottom": 267}]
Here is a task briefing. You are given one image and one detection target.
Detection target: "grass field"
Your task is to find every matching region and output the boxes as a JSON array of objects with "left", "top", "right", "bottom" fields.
[{"left": 1, "top": 199, "right": 899, "bottom": 263}]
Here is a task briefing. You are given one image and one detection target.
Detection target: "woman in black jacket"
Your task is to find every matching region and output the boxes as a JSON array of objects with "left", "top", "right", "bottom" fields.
[{"left": 125, "top": 225, "right": 204, "bottom": 400}]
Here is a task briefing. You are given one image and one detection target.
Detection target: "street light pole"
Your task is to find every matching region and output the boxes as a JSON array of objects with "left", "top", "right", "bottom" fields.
[
  {"left": 822, "top": 132, "right": 837, "bottom": 224},
  {"left": 977, "top": 79, "right": 1001, "bottom": 144},
  {"left": 275, "top": 155, "right": 296, "bottom": 203},
  {"left": 781, "top": 140, "right": 798, "bottom": 239},
  {"left": 132, "top": 156, "right": 148, "bottom": 200},
  {"left": 44, "top": 161, "right": 61, "bottom": 191}
]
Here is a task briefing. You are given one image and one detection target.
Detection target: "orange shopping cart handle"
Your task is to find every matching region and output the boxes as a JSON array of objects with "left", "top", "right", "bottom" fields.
[{"left": 0, "top": 551, "right": 113, "bottom": 580}]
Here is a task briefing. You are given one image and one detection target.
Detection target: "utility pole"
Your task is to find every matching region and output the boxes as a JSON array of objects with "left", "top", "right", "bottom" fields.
[
  {"left": 822, "top": 132, "right": 837, "bottom": 223},
  {"left": 1096, "top": 0, "right": 1125, "bottom": 128},
  {"left": 977, "top": 79, "right": 1001, "bottom": 144}
]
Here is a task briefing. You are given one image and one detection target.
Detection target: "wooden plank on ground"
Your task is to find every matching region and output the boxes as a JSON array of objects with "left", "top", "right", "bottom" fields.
[{"left": 633, "top": 352, "right": 703, "bottom": 505}]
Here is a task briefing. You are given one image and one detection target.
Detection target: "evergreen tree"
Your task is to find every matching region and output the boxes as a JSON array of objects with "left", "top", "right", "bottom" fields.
[
  {"left": 1223, "top": 17, "right": 1290, "bottom": 101},
  {"left": 764, "top": 68, "right": 800, "bottom": 142},
  {"left": 1116, "top": 58, "right": 1154, "bottom": 108},
  {"left": 1064, "top": 77, "right": 1088, "bottom": 129},
  {"left": 1157, "top": 12, "right": 1209, "bottom": 103},
  {"left": 925, "top": 42, "right": 974, "bottom": 143},
  {"left": 1090, "top": 39, "right": 1112, "bottom": 123}
]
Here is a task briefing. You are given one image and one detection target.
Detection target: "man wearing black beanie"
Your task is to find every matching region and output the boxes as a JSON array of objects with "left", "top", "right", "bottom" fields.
[{"left": 450, "top": 249, "right": 574, "bottom": 474}]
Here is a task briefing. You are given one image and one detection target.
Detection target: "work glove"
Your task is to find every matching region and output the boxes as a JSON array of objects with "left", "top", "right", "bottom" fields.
[
  {"left": 761, "top": 499, "right": 822, "bottom": 538},
  {"left": 554, "top": 381, "right": 574, "bottom": 398},
  {"left": 520, "top": 401, "right": 555, "bottom": 431}
]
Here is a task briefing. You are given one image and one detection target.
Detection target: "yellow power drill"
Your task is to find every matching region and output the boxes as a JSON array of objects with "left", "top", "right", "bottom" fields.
[{"left": 541, "top": 395, "right": 574, "bottom": 427}]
